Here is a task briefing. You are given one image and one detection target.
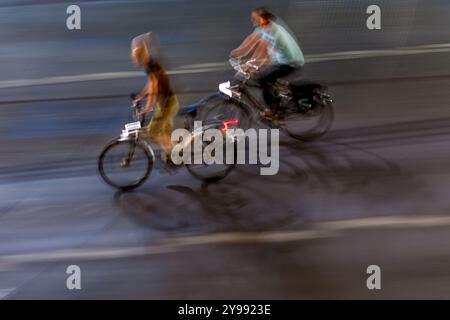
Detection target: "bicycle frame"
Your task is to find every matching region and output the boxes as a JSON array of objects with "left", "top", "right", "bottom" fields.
[
  {"left": 118, "top": 101, "right": 237, "bottom": 164},
  {"left": 218, "top": 75, "right": 271, "bottom": 125}
]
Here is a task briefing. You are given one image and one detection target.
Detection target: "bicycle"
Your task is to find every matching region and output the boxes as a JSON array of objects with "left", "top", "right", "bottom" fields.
[
  {"left": 196, "top": 58, "right": 334, "bottom": 141},
  {"left": 98, "top": 94, "right": 238, "bottom": 191}
]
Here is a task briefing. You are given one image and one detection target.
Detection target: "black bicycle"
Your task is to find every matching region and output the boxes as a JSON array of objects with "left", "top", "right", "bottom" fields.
[
  {"left": 98, "top": 95, "right": 237, "bottom": 191},
  {"left": 196, "top": 58, "right": 334, "bottom": 141}
]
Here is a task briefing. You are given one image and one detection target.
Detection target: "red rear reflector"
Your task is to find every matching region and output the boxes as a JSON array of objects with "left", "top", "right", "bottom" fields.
[{"left": 221, "top": 119, "right": 239, "bottom": 132}]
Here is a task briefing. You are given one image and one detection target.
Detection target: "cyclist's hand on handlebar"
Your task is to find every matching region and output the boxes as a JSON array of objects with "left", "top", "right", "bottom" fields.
[
  {"left": 133, "top": 96, "right": 143, "bottom": 105},
  {"left": 138, "top": 106, "right": 152, "bottom": 117},
  {"left": 241, "top": 64, "right": 250, "bottom": 73},
  {"left": 245, "top": 59, "right": 260, "bottom": 71},
  {"left": 242, "top": 64, "right": 259, "bottom": 77}
]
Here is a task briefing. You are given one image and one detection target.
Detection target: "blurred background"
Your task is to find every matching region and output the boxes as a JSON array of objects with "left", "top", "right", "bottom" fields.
[{"left": 1, "top": 0, "right": 450, "bottom": 299}]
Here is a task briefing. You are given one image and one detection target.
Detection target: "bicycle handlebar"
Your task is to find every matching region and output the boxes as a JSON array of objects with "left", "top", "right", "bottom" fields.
[
  {"left": 229, "top": 58, "right": 260, "bottom": 79},
  {"left": 129, "top": 93, "right": 145, "bottom": 124}
]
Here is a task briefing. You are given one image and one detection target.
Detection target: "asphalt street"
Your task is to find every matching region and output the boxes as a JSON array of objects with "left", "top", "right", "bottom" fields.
[{"left": 1, "top": 0, "right": 450, "bottom": 299}]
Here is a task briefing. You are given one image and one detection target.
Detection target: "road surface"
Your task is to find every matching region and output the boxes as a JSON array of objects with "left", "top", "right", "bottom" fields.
[{"left": 1, "top": 0, "right": 450, "bottom": 299}]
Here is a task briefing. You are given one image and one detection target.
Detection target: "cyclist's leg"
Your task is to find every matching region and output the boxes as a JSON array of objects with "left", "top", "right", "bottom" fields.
[
  {"left": 257, "top": 64, "right": 296, "bottom": 115},
  {"left": 256, "top": 65, "right": 281, "bottom": 111},
  {"left": 157, "top": 97, "right": 180, "bottom": 164}
]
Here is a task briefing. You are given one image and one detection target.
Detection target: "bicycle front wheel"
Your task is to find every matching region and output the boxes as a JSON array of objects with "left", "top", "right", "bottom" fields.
[
  {"left": 200, "top": 95, "right": 251, "bottom": 130},
  {"left": 185, "top": 135, "right": 236, "bottom": 182},
  {"left": 184, "top": 96, "right": 246, "bottom": 181},
  {"left": 98, "top": 138, "right": 154, "bottom": 191}
]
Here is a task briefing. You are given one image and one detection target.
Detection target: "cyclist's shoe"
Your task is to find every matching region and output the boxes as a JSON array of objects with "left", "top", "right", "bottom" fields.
[
  {"left": 260, "top": 109, "right": 274, "bottom": 118},
  {"left": 260, "top": 109, "right": 281, "bottom": 120}
]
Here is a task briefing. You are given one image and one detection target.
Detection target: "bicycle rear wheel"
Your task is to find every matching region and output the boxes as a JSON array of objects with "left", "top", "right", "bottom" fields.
[
  {"left": 98, "top": 138, "right": 154, "bottom": 190},
  {"left": 281, "top": 98, "right": 334, "bottom": 141}
]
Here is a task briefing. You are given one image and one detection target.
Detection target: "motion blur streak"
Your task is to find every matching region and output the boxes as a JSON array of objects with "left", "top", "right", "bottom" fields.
[
  {"left": 1, "top": 42, "right": 450, "bottom": 90},
  {"left": 2, "top": 214, "right": 450, "bottom": 269},
  {"left": 1, "top": 0, "right": 450, "bottom": 299}
]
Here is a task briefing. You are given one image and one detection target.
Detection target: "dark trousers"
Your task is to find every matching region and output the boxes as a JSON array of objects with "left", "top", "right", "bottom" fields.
[{"left": 256, "top": 64, "right": 300, "bottom": 110}]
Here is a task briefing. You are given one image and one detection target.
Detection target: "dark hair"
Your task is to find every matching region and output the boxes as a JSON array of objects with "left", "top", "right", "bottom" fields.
[{"left": 252, "top": 7, "right": 276, "bottom": 21}]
